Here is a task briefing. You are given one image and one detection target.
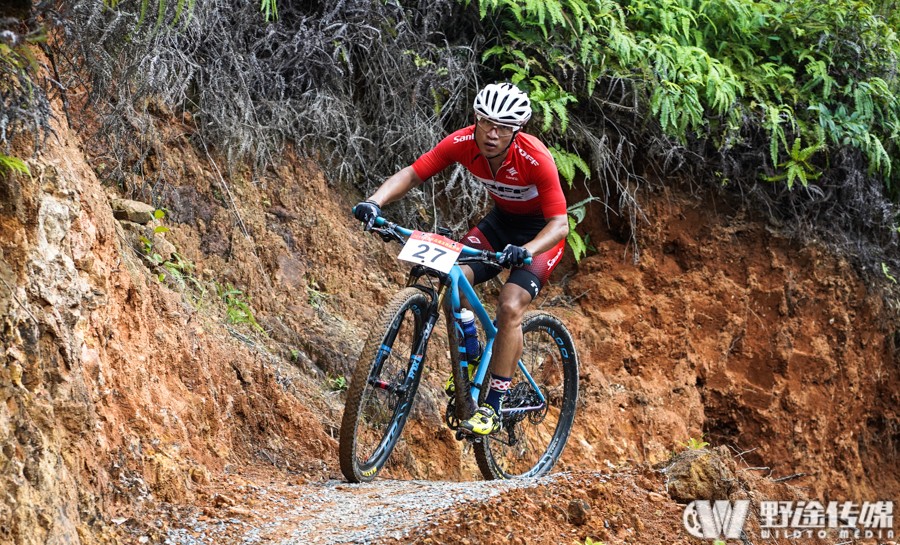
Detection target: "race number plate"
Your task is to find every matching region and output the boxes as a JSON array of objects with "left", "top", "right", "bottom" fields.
[{"left": 397, "top": 231, "right": 462, "bottom": 273}]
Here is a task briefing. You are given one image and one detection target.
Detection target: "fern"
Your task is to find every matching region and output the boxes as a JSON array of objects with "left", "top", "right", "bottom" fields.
[
  {"left": 527, "top": 78, "right": 576, "bottom": 133},
  {"left": 0, "top": 154, "right": 30, "bottom": 176},
  {"left": 565, "top": 197, "right": 599, "bottom": 263},
  {"left": 567, "top": 217, "right": 588, "bottom": 262},
  {"left": 549, "top": 145, "right": 590, "bottom": 187},
  {"left": 260, "top": 0, "right": 277, "bottom": 21},
  {"left": 765, "top": 137, "right": 824, "bottom": 189}
]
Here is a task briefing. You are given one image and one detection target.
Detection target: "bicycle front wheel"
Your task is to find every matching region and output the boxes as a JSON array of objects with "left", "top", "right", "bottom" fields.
[
  {"left": 474, "top": 311, "right": 579, "bottom": 479},
  {"left": 339, "top": 287, "right": 431, "bottom": 482}
]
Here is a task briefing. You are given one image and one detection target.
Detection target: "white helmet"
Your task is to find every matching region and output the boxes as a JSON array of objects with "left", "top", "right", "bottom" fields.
[{"left": 473, "top": 83, "right": 532, "bottom": 128}]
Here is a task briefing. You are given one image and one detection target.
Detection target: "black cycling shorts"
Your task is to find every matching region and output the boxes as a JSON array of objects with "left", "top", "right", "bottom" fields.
[{"left": 460, "top": 207, "right": 566, "bottom": 300}]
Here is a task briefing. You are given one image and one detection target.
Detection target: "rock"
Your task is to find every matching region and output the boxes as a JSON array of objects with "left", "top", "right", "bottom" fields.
[
  {"left": 213, "top": 494, "right": 237, "bottom": 508},
  {"left": 189, "top": 465, "right": 210, "bottom": 485},
  {"left": 664, "top": 446, "right": 737, "bottom": 503},
  {"left": 227, "top": 506, "right": 252, "bottom": 518},
  {"left": 631, "top": 513, "right": 645, "bottom": 534},
  {"left": 118, "top": 218, "right": 176, "bottom": 263},
  {"left": 111, "top": 197, "right": 156, "bottom": 224},
  {"left": 588, "top": 483, "right": 607, "bottom": 500},
  {"left": 568, "top": 499, "right": 591, "bottom": 525},
  {"left": 146, "top": 453, "right": 189, "bottom": 503},
  {"left": 153, "top": 236, "right": 177, "bottom": 262},
  {"left": 267, "top": 206, "right": 298, "bottom": 221},
  {"left": 275, "top": 254, "right": 308, "bottom": 289},
  {"left": 648, "top": 492, "right": 666, "bottom": 502}
]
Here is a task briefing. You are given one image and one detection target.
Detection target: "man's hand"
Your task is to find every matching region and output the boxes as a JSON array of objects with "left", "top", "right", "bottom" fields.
[
  {"left": 353, "top": 200, "right": 381, "bottom": 231},
  {"left": 499, "top": 244, "right": 531, "bottom": 267}
]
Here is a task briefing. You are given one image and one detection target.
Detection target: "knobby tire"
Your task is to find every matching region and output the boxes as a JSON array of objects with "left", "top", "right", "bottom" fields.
[
  {"left": 474, "top": 311, "right": 579, "bottom": 480},
  {"left": 339, "top": 287, "right": 430, "bottom": 482},
  {"left": 445, "top": 300, "right": 478, "bottom": 424}
]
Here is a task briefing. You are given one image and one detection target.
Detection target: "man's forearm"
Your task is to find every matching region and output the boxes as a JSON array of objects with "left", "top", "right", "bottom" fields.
[
  {"left": 524, "top": 214, "right": 569, "bottom": 256},
  {"left": 368, "top": 166, "right": 423, "bottom": 206}
]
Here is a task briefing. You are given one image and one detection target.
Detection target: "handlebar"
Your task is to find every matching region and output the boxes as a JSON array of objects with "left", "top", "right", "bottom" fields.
[{"left": 365, "top": 215, "right": 533, "bottom": 266}]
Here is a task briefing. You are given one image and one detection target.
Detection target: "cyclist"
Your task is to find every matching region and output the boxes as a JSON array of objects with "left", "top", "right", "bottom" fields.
[{"left": 353, "top": 82, "right": 568, "bottom": 436}]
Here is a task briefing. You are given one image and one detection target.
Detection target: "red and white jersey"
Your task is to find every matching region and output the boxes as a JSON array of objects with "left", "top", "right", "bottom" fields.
[{"left": 411, "top": 126, "right": 567, "bottom": 218}]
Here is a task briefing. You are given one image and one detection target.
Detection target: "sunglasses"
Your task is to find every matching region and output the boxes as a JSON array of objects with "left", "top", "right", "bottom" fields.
[{"left": 475, "top": 115, "right": 517, "bottom": 137}]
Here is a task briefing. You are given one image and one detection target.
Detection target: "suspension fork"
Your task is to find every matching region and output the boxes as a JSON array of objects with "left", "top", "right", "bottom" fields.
[{"left": 402, "top": 266, "right": 448, "bottom": 374}]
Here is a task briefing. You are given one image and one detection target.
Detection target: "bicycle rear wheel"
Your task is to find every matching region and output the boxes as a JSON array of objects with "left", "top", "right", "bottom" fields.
[
  {"left": 339, "top": 287, "right": 430, "bottom": 482},
  {"left": 474, "top": 311, "right": 579, "bottom": 479}
]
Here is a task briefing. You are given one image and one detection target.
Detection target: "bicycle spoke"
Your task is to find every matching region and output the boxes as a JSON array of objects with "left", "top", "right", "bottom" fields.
[
  {"left": 340, "top": 288, "right": 431, "bottom": 482},
  {"left": 474, "top": 313, "right": 578, "bottom": 479},
  {"left": 355, "top": 332, "right": 415, "bottom": 462}
]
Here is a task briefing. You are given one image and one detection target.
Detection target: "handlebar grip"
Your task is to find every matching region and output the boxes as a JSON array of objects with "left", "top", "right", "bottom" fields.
[
  {"left": 489, "top": 253, "right": 533, "bottom": 266},
  {"left": 350, "top": 205, "right": 386, "bottom": 227}
]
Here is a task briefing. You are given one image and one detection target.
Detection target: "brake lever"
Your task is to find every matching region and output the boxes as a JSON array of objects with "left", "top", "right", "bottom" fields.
[
  {"left": 372, "top": 226, "right": 404, "bottom": 244},
  {"left": 457, "top": 251, "right": 504, "bottom": 270}
]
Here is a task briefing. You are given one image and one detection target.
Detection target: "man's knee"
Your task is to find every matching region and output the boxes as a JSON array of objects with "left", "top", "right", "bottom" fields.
[
  {"left": 460, "top": 264, "right": 475, "bottom": 285},
  {"left": 495, "top": 288, "right": 530, "bottom": 328}
]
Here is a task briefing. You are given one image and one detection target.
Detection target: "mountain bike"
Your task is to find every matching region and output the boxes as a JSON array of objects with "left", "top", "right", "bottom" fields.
[{"left": 339, "top": 214, "right": 579, "bottom": 483}]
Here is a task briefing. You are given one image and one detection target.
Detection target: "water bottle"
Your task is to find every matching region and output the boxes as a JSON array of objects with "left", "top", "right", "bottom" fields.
[{"left": 459, "top": 309, "right": 482, "bottom": 363}]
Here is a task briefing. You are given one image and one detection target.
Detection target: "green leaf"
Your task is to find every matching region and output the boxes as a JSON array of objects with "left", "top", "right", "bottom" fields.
[
  {"left": 153, "top": 0, "right": 166, "bottom": 33},
  {"left": 549, "top": 146, "right": 590, "bottom": 187},
  {"left": 482, "top": 45, "right": 507, "bottom": 61},
  {"left": 137, "top": 0, "right": 149, "bottom": 29},
  {"left": 261, "top": 0, "right": 278, "bottom": 21},
  {"left": 183, "top": 0, "right": 196, "bottom": 26},
  {"left": 567, "top": 196, "right": 599, "bottom": 224},
  {"left": 0, "top": 154, "right": 30, "bottom": 176},
  {"left": 172, "top": 0, "right": 186, "bottom": 26},
  {"left": 566, "top": 218, "right": 587, "bottom": 263}
]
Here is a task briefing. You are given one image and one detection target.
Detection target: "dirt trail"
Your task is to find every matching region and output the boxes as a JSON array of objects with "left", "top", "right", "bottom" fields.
[
  {"left": 138, "top": 458, "right": 831, "bottom": 545},
  {"left": 160, "top": 471, "right": 559, "bottom": 545}
]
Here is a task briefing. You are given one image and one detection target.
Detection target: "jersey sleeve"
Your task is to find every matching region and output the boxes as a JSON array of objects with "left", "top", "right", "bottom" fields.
[
  {"left": 535, "top": 159, "right": 567, "bottom": 218},
  {"left": 410, "top": 127, "right": 472, "bottom": 182}
]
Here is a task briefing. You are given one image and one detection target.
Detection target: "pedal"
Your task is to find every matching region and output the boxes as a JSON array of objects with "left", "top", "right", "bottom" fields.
[
  {"left": 444, "top": 398, "right": 461, "bottom": 431},
  {"left": 454, "top": 429, "right": 483, "bottom": 443}
]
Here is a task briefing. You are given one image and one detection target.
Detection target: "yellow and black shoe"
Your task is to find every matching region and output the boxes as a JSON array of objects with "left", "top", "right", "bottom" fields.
[
  {"left": 443, "top": 374, "right": 456, "bottom": 397},
  {"left": 443, "top": 362, "right": 478, "bottom": 397},
  {"left": 459, "top": 404, "right": 501, "bottom": 436}
]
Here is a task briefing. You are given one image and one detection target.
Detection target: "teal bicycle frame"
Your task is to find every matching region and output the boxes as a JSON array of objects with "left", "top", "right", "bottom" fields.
[{"left": 373, "top": 217, "right": 545, "bottom": 414}]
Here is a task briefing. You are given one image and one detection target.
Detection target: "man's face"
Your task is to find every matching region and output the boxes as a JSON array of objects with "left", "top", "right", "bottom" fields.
[{"left": 474, "top": 115, "right": 516, "bottom": 159}]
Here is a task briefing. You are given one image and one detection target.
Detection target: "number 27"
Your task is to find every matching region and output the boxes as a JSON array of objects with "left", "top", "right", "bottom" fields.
[{"left": 412, "top": 244, "right": 447, "bottom": 263}]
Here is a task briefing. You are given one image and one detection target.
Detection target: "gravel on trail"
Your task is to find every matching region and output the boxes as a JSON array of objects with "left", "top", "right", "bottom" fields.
[{"left": 163, "top": 475, "right": 562, "bottom": 545}]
